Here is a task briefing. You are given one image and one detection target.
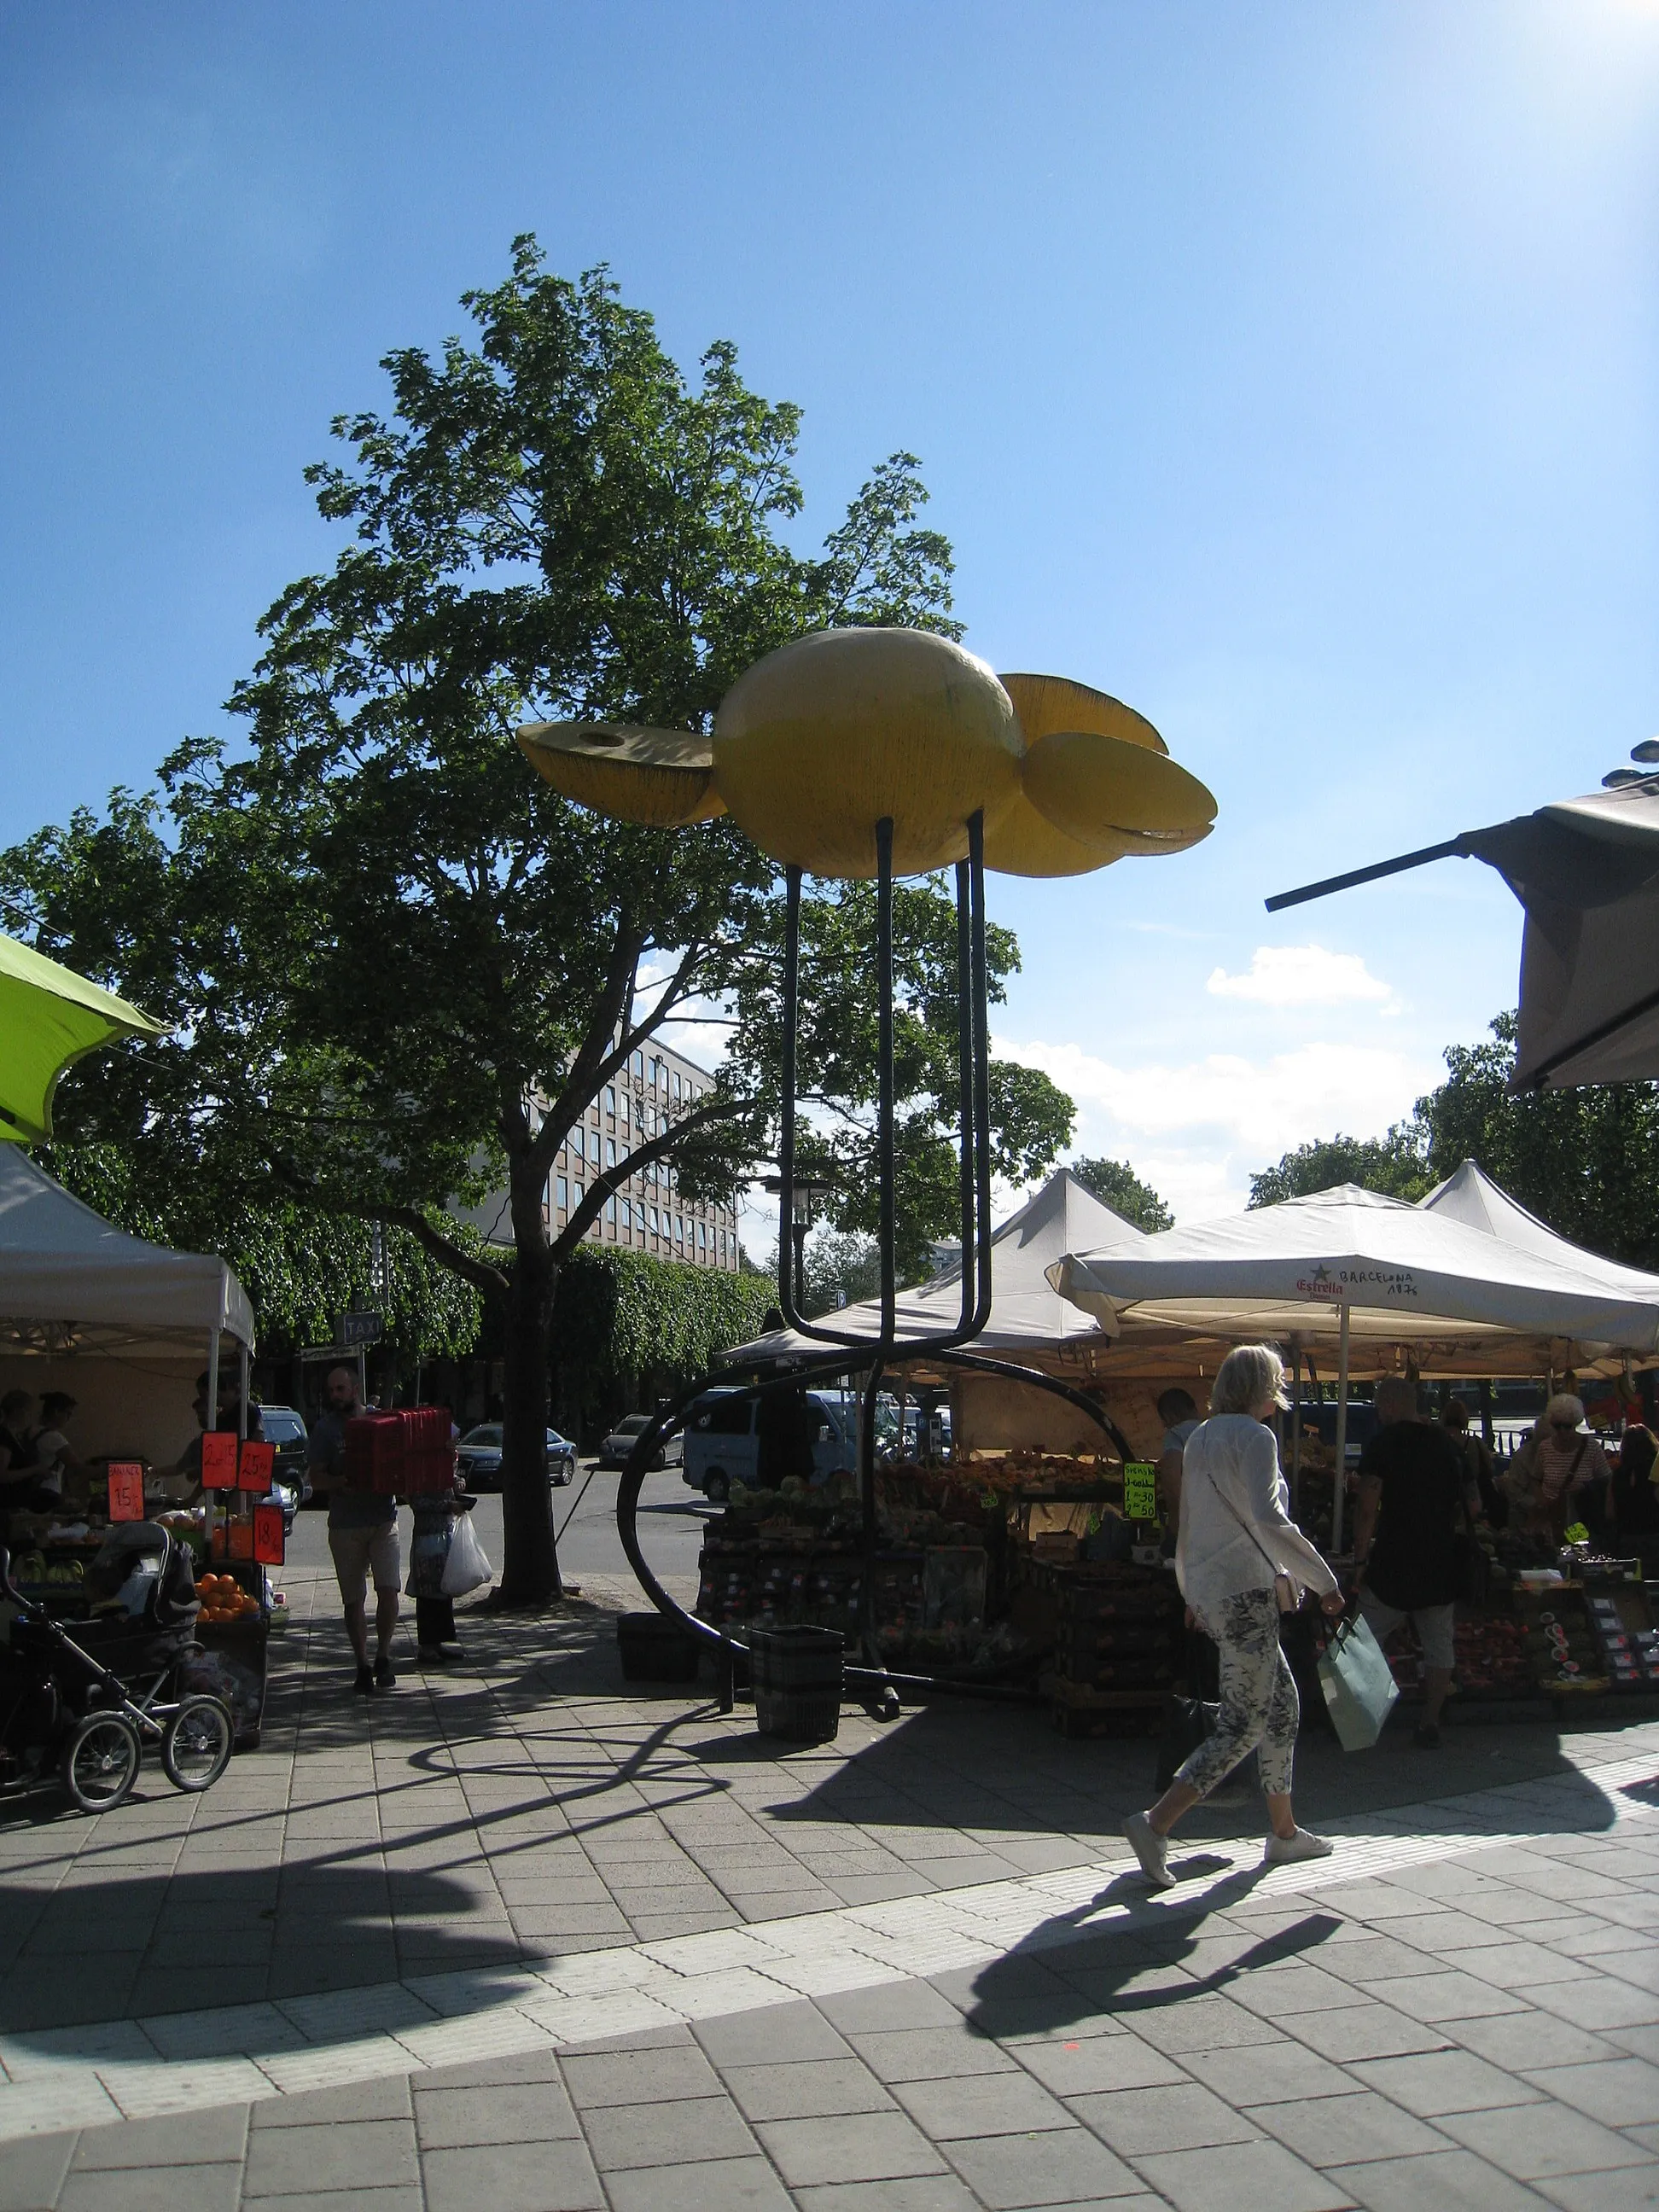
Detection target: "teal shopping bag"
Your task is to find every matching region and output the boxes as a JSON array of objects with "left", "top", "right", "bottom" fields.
[{"left": 1317, "top": 1615, "right": 1399, "bottom": 1751}]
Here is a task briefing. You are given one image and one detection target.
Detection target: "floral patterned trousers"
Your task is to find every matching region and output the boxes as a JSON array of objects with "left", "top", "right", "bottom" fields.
[{"left": 1179, "top": 1585, "right": 1300, "bottom": 1799}]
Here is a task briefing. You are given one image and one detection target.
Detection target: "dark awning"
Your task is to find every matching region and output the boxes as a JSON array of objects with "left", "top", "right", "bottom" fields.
[{"left": 1268, "top": 782, "right": 1659, "bottom": 1091}]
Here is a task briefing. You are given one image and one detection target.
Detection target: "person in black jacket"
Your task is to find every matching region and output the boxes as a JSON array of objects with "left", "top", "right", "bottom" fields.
[
  {"left": 1613, "top": 1423, "right": 1659, "bottom": 1550},
  {"left": 1353, "top": 1377, "right": 1481, "bottom": 1750}
]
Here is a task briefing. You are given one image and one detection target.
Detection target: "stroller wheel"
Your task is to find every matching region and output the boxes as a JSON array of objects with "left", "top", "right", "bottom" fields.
[
  {"left": 162, "top": 1696, "right": 234, "bottom": 1792},
  {"left": 61, "top": 1712, "right": 142, "bottom": 1813}
]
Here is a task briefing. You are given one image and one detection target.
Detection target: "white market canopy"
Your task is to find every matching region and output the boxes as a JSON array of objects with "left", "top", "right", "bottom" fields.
[
  {"left": 1048, "top": 1167, "right": 1659, "bottom": 1379},
  {"left": 724, "top": 1167, "right": 1146, "bottom": 1366},
  {"left": 0, "top": 1144, "right": 253, "bottom": 1357}
]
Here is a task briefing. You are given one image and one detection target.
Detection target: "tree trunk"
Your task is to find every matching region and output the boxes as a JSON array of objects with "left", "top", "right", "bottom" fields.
[{"left": 495, "top": 1239, "right": 562, "bottom": 1605}]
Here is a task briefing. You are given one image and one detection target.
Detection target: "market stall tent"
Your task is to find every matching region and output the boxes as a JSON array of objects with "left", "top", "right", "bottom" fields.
[
  {"left": 1049, "top": 1174, "right": 1659, "bottom": 1543},
  {"left": 1419, "top": 1157, "right": 1659, "bottom": 1296},
  {"left": 1049, "top": 1179, "right": 1659, "bottom": 1375},
  {"left": 722, "top": 1170, "right": 1154, "bottom": 1458},
  {"left": 0, "top": 1145, "right": 253, "bottom": 1467},
  {"left": 725, "top": 1167, "right": 1146, "bottom": 1365},
  {"left": 0, "top": 927, "right": 165, "bottom": 1146}
]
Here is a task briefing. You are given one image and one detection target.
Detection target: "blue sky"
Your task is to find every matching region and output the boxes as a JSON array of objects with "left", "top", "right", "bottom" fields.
[{"left": 3, "top": 2, "right": 1657, "bottom": 1236}]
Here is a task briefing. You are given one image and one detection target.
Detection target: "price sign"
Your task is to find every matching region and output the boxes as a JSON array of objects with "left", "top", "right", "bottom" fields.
[
  {"left": 252, "top": 1501, "right": 286, "bottom": 1566},
  {"left": 238, "top": 1440, "right": 275, "bottom": 1494},
  {"left": 1123, "top": 1461, "right": 1159, "bottom": 1523},
  {"left": 200, "top": 1431, "right": 238, "bottom": 1489},
  {"left": 107, "top": 1462, "right": 145, "bottom": 1522}
]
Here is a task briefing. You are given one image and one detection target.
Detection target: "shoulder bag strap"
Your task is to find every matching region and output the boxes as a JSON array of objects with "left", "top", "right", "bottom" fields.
[{"left": 1196, "top": 1447, "right": 1287, "bottom": 1582}]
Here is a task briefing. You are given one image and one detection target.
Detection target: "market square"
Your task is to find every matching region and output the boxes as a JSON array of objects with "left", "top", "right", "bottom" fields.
[{"left": 5, "top": 6, "right": 1659, "bottom": 2206}]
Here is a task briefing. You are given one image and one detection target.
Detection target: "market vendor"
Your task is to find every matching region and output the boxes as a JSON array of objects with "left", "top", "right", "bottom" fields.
[
  {"left": 1155, "top": 1388, "right": 1201, "bottom": 1537},
  {"left": 1352, "top": 1376, "right": 1482, "bottom": 1750},
  {"left": 30, "top": 1393, "right": 84, "bottom": 1505},
  {"left": 1612, "top": 1419, "right": 1659, "bottom": 1547},
  {"left": 1441, "top": 1397, "right": 1503, "bottom": 1526},
  {"left": 0, "top": 1390, "right": 57, "bottom": 1518},
  {"left": 170, "top": 1374, "right": 263, "bottom": 1503},
  {"left": 1501, "top": 1395, "right": 1611, "bottom": 1542}
]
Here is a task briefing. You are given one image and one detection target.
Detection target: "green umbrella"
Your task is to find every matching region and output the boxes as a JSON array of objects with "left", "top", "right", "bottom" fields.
[{"left": 0, "top": 929, "right": 166, "bottom": 1144}]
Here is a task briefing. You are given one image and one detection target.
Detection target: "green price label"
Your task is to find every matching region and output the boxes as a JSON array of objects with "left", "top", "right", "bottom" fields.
[{"left": 1123, "top": 1462, "right": 1158, "bottom": 1522}]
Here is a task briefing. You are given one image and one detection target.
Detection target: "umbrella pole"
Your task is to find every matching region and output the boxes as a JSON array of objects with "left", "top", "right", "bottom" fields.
[
  {"left": 1289, "top": 1341, "right": 1302, "bottom": 1518},
  {"left": 207, "top": 1326, "right": 221, "bottom": 1563},
  {"left": 1332, "top": 1304, "right": 1351, "bottom": 1555}
]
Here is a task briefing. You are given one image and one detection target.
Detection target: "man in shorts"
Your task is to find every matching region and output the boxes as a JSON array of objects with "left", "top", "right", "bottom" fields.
[
  {"left": 1353, "top": 1376, "right": 1481, "bottom": 1749},
  {"left": 308, "top": 1365, "right": 400, "bottom": 1694}
]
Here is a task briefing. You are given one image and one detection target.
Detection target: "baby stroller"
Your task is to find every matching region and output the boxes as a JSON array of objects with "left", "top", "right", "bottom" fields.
[{"left": 0, "top": 1523, "right": 235, "bottom": 1813}]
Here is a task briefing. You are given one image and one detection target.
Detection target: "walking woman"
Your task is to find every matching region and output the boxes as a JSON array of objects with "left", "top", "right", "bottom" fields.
[{"left": 1124, "top": 1344, "right": 1345, "bottom": 1889}]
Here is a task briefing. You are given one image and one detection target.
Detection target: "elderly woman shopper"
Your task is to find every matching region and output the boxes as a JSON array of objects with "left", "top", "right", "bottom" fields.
[
  {"left": 1124, "top": 1345, "right": 1345, "bottom": 1890},
  {"left": 1503, "top": 1394, "right": 1610, "bottom": 1542}
]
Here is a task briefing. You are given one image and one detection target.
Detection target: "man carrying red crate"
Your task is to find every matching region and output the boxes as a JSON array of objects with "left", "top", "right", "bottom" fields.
[{"left": 307, "top": 1365, "right": 400, "bottom": 1694}]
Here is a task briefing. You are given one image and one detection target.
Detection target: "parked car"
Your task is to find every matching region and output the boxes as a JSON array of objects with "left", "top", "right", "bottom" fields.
[
  {"left": 682, "top": 1388, "right": 857, "bottom": 1503},
  {"left": 455, "top": 1424, "right": 577, "bottom": 1488},
  {"left": 598, "top": 1413, "right": 683, "bottom": 1471},
  {"left": 257, "top": 1406, "right": 311, "bottom": 1522}
]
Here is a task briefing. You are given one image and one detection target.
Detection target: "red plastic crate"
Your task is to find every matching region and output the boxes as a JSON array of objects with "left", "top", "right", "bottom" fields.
[
  {"left": 345, "top": 1412, "right": 405, "bottom": 1493},
  {"left": 402, "top": 1406, "right": 456, "bottom": 1495}
]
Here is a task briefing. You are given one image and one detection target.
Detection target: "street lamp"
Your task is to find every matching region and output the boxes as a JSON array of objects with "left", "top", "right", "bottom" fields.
[{"left": 760, "top": 1173, "right": 834, "bottom": 1310}]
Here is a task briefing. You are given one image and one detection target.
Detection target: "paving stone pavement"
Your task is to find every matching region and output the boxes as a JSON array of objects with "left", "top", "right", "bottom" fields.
[{"left": 3, "top": 1567, "right": 1659, "bottom": 2206}]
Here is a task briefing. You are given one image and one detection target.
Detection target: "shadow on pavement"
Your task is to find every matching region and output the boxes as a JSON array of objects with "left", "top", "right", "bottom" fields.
[{"left": 965, "top": 1859, "right": 1341, "bottom": 2040}]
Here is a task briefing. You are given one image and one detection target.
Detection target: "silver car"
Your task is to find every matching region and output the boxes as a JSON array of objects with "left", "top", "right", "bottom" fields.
[
  {"left": 455, "top": 1424, "right": 577, "bottom": 1488},
  {"left": 599, "top": 1413, "right": 683, "bottom": 1471}
]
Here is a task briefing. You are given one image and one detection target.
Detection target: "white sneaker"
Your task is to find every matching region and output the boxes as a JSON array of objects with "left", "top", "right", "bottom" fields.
[
  {"left": 1263, "top": 1826, "right": 1335, "bottom": 1866},
  {"left": 1123, "top": 1811, "right": 1176, "bottom": 1889}
]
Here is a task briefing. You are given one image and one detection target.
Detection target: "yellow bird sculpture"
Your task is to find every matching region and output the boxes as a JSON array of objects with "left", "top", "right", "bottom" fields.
[{"left": 516, "top": 628, "right": 1214, "bottom": 881}]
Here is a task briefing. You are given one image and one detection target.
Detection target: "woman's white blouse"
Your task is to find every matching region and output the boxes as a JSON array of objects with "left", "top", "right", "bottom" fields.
[{"left": 1173, "top": 1413, "right": 1339, "bottom": 1620}]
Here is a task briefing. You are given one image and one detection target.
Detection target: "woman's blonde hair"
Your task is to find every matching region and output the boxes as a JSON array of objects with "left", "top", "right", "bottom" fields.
[{"left": 1210, "top": 1344, "right": 1289, "bottom": 1417}]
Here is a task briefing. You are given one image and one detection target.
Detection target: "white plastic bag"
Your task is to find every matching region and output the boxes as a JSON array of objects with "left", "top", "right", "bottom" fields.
[
  {"left": 440, "top": 1512, "right": 493, "bottom": 1598},
  {"left": 1318, "top": 1613, "right": 1399, "bottom": 1751}
]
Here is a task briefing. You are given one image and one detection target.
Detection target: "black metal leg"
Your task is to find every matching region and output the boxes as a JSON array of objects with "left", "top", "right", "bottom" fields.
[{"left": 614, "top": 803, "right": 1123, "bottom": 1714}]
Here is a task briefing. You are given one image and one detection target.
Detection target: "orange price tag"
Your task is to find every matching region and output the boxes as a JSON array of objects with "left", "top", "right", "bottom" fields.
[
  {"left": 108, "top": 1463, "right": 146, "bottom": 1522},
  {"left": 253, "top": 1501, "right": 285, "bottom": 1566},
  {"left": 201, "top": 1431, "right": 238, "bottom": 1489},
  {"left": 238, "top": 1440, "right": 275, "bottom": 1494}
]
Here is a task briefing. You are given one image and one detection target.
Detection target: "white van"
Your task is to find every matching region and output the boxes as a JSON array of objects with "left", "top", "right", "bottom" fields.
[{"left": 682, "top": 1387, "right": 858, "bottom": 1502}]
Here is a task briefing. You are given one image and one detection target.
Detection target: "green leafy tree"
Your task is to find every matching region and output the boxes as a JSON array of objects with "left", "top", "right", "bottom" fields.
[
  {"left": 1417, "top": 1012, "right": 1659, "bottom": 1268},
  {"left": 731, "top": 878, "right": 1075, "bottom": 1284},
  {"left": 551, "top": 1246, "right": 779, "bottom": 1434},
  {"left": 1248, "top": 1128, "right": 1431, "bottom": 1208},
  {"left": 1070, "top": 1156, "right": 1173, "bottom": 1231},
  {"left": 2, "top": 241, "right": 1074, "bottom": 1604},
  {"left": 795, "top": 1229, "right": 884, "bottom": 1318}
]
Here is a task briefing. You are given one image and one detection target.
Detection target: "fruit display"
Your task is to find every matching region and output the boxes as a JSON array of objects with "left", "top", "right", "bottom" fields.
[
  {"left": 195, "top": 1572, "right": 259, "bottom": 1625},
  {"left": 1451, "top": 1616, "right": 1532, "bottom": 1697}
]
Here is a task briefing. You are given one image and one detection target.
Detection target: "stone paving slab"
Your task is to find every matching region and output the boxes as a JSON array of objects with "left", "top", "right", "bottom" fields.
[
  {"left": 12, "top": 1778, "right": 1659, "bottom": 2208},
  {"left": 4, "top": 1567, "right": 1659, "bottom": 2203}
]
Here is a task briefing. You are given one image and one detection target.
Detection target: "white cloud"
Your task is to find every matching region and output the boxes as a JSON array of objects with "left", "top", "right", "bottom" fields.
[
  {"left": 1205, "top": 944, "right": 1395, "bottom": 1009},
  {"left": 996, "top": 1032, "right": 1441, "bottom": 1222}
]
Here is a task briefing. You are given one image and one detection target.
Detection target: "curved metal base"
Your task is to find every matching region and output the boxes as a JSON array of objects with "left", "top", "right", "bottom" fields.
[{"left": 615, "top": 1342, "right": 1135, "bottom": 1709}]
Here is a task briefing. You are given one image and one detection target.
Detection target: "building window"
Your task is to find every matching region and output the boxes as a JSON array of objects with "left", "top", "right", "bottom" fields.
[
  {"left": 573, "top": 1182, "right": 584, "bottom": 1209},
  {"left": 605, "top": 1086, "right": 616, "bottom": 1117},
  {"left": 719, "top": 1228, "right": 726, "bottom": 1260},
  {"left": 556, "top": 1177, "right": 568, "bottom": 1210},
  {"left": 671, "top": 1070, "right": 681, "bottom": 1100},
  {"left": 606, "top": 1196, "right": 617, "bottom": 1225},
  {"left": 649, "top": 1206, "right": 659, "bottom": 1234},
  {"left": 590, "top": 1129, "right": 602, "bottom": 1163},
  {"left": 633, "top": 1049, "right": 643, "bottom": 1076},
  {"left": 675, "top": 1214, "right": 684, "bottom": 1246},
  {"left": 607, "top": 1138, "right": 617, "bottom": 1168},
  {"left": 698, "top": 1220, "right": 707, "bottom": 1249}
]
